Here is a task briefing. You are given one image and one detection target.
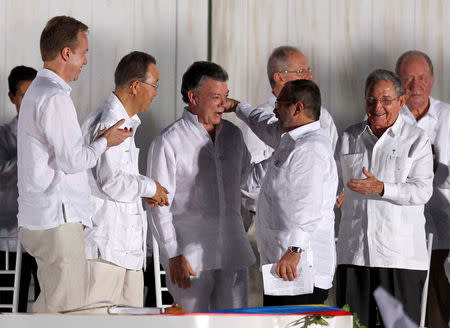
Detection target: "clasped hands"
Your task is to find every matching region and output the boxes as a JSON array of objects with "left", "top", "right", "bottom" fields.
[{"left": 144, "top": 181, "right": 169, "bottom": 207}]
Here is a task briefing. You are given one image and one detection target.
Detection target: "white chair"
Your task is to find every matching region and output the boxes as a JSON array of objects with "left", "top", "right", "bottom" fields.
[
  {"left": 0, "top": 237, "right": 22, "bottom": 312},
  {"left": 152, "top": 236, "right": 171, "bottom": 308},
  {"left": 419, "top": 233, "right": 433, "bottom": 328}
]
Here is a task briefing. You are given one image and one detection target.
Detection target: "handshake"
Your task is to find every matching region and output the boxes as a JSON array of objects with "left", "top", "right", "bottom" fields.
[{"left": 145, "top": 181, "right": 169, "bottom": 207}]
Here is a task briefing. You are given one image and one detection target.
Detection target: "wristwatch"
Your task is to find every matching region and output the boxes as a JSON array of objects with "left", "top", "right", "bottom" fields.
[{"left": 288, "top": 246, "right": 302, "bottom": 254}]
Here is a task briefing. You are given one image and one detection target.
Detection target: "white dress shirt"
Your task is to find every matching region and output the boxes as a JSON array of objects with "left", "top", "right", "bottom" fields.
[
  {"left": 82, "top": 93, "right": 156, "bottom": 270},
  {"left": 17, "top": 69, "right": 106, "bottom": 230},
  {"left": 147, "top": 109, "right": 255, "bottom": 274},
  {"left": 399, "top": 97, "right": 450, "bottom": 250},
  {"left": 0, "top": 117, "right": 18, "bottom": 250},
  {"left": 336, "top": 116, "right": 434, "bottom": 270},
  {"left": 237, "top": 103, "right": 338, "bottom": 289}
]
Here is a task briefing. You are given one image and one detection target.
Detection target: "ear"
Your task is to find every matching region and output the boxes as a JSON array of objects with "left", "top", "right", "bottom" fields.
[
  {"left": 188, "top": 90, "right": 198, "bottom": 105},
  {"left": 398, "top": 94, "right": 406, "bottom": 108},
  {"left": 293, "top": 101, "right": 305, "bottom": 116},
  {"left": 61, "top": 46, "right": 71, "bottom": 62},
  {"left": 273, "top": 72, "right": 285, "bottom": 84},
  {"left": 129, "top": 80, "right": 139, "bottom": 95},
  {"left": 8, "top": 92, "right": 15, "bottom": 105}
]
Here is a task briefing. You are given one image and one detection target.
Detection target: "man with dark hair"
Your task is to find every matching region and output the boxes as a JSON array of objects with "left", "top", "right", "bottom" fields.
[
  {"left": 0, "top": 66, "right": 39, "bottom": 312},
  {"left": 227, "top": 80, "right": 338, "bottom": 306},
  {"left": 147, "top": 61, "right": 255, "bottom": 312},
  {"left": 335, "top": 69, "right": 433, "bottom": 327},
  {"left": 82, "top": 51, "right": 168, "bottom": 307},
  {"left": 396, "top": 50, "right": 450, "bottom": 328},
  {"left": 17, "top": 16, "right": 132, "bottom": 313}
]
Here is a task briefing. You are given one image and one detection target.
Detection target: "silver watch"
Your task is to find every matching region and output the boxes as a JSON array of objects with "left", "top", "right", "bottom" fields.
[{"left": 288, "top": 246, "right": 302, "bottom": 253}]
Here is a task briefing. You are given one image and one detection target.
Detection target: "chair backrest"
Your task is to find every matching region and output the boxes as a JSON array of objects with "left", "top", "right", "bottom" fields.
[
  {"left": 152, "top": 236, "right": 172, "bottom": 309},
  {"left": 419, "top": 233, "right": 433, "bottom": 328},
  {"left": 0, "top": 237, "right": 22, "bottom": 312}
]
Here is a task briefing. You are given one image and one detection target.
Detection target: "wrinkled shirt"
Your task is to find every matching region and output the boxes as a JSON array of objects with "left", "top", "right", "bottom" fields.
[
  {"left": 82, "top": 93, "right": 156, "bottom": 270},
  {"left": 147, "top": 109, "right": 255, "bottom": 273},
  {"left": 336, "top": 116, "right": 433, "bottom": 270},
  {"left": 237, "top": 103, "right": 338, "bottom": 289},
  {"left": 17, "top": 69, "right": 106, "bottom": 230},
  {"left": 400, "top": 97, "right": 450, "bottom": 250},
  {"left": 0, "top": 117, "right": 18, "bottom": 250}
]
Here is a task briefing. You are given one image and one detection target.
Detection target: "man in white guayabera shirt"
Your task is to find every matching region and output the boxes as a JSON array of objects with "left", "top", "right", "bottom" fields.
[
  {"left": 335, "top": 69, "right": 433, "bottom": 327},
  {"left": 147, "top": 61, "right": 255, "bottom": 313},
  {"left": 17, "top": 16, "right": 132, "bottom": 313},
  {"left": 82, "top": 51, "right": 169, "bottom": 308},
  {"left": 395, "top": 50, "right": 450, "bottom": 328},
  {"left": 229, "top": 79, "right": 338, "bottom": 306}
]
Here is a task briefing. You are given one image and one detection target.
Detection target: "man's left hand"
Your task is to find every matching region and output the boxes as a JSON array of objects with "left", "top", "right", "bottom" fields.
[
  {"left": 276, "top": 250, "right": 301, "bottom": 281},
  {"left": 347, "top": 167, "right": 384, "bottom": 195}
]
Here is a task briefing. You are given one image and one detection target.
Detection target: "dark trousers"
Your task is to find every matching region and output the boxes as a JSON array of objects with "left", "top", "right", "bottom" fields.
[
  {"left": 143, "top": 256, "right": 173, "bottom": 307},
  {"left": 336, "top": 264, "right": 427, "bottom": 328},
  {"left": 263, "top": 287, "right": 329, "bottom": 306},
  {"left": 427, "top": 249, "right": 450, "bottom": 328},
  {"left": 0, "top": 251, "right": 40, "bottom": 312}
]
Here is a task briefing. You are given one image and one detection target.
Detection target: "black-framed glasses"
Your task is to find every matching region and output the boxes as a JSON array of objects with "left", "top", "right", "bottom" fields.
[
  {"left": 365, "top": 96, "right": 399, "bottom": 106},
  {"left": 139, "top": 80, "right": 159, "bottom": 90},
  {"left": 280, "top": 67, "right": 313, "bottom": 75}
]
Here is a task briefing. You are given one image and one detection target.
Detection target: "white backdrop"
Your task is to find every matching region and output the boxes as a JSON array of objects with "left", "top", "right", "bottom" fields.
[{"left": 1, "top": 0, "right": 450, "bottom": 171}]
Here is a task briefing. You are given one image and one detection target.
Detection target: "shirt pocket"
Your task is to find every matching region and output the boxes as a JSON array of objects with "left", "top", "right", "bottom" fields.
[
  {"left": 340, "top": 153, "right": 365, "bottom": 186},
  {"left": 379, "top": 152, "right": 414, "bottom": 183},
  {"left": 114, "top": 212, "right": 144, "bottom": 253}
]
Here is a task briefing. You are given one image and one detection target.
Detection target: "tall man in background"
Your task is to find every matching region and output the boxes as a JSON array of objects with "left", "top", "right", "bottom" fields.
[
  {"left": 17, "top": 16, "right": 132, "bottom": 312},
  {"left": 396, "top": 50, "right": 450, "bottom": 328},
  {"left": 0, "top": 66, "right": 40, "bottom": 312}
]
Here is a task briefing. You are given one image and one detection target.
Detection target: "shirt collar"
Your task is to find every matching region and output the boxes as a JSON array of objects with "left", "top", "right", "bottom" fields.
[
  {"left": 182, "top": 108, "right": 223, "bottom": 137},
  {"left": 37, "top": 68, "right": 72, "bottom": 93},
  {"left": 402, "top": 96, "right": 439, "bottom": 123},
  {"left": 284, "top": 120, "right": 321, "bottom": 141},
  {"left": 361, "top": 114, "right": 404, "bottom": 138},
  {"left": 107, "top": 92, "right": 141, "bottom": 129}
]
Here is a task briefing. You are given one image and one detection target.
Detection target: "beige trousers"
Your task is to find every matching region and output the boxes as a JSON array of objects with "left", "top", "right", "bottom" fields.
[
  {"left": 19, "top": 222, "right": 88, "bottom": 313},
  {"left": 87, "top": 259, "right": 143, "bottom": 310}
]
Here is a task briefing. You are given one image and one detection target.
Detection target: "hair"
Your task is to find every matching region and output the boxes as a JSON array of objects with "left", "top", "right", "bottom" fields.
[
  {"left": 8, "top": 66, "right": 37, "bottom": 95},
  {"left": 114, "top": 51, "right": 156, "bottom": 87},
  {"left": 281, "top": 79, "right": 321, "bottom": 121},
  {"left": 365, "top": 69, "right": 404, "bottom": 97},
  {"left": 395, "top": 50, "right": 434, "bottom": 76},
  {"left": 267, "top": 46, "right": 300, "bottom": 89},
  {"left": 40, "top": 16, "right": 88, "bottom": 62},
  {"left": 181, "top": 61, "right": 228, "bottom": 104}
]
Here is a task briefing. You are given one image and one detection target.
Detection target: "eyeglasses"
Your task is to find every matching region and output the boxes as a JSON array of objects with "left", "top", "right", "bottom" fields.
[
  {"left": 275, "top": 100, "right": 291, "bottom": 109},
  {"left": 139, "top": 80, "right": 159, "bottom": 90},
  {"left": 365, "top": 96, "right": 399, "bottom": 106},
  {"left": 280, "top": 67, "right": 313, "bottom": 75}
]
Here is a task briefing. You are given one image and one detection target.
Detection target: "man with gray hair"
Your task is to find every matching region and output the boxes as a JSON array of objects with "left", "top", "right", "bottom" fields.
[
  {"left": 335, "top": 69, "right": 433, "bottom": 327},
  {"left": 396, "top": 50, "right": 450, "bottom": 328}
]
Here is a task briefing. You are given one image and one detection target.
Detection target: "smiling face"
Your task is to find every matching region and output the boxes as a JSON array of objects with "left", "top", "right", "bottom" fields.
[
  {"left": 188, "top": 78, "right": 228, "bottom": 131},
  {"left": 397, "top": 55, "right": 434, "bottom": 112},
  {"left": 366, "top": 80, "right": 405, "bottom": 136},
  {"left": 67, "top": 31, "right": 88, "bottom": 81}
]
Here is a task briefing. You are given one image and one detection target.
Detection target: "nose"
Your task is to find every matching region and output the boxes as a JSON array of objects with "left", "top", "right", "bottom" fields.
[{"left": 83, "top": 55, "right": 88, "bottom": 65}]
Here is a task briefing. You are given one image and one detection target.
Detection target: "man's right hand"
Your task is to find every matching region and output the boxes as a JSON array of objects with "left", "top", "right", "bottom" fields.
[
  {"left": 144, "top": 181, "right": 169, "bottom": 207},
  {"left": 96, "top": 119, "right": 133, "bottom": 148},
  {"left": 169, "top": 255, "right": 196, "bottom": 289},
  {"left": 224, "top": 98, "right": 239, "bottom": 113}
]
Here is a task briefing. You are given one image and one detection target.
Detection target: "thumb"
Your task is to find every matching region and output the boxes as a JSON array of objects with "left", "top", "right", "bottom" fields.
[
  {"left": 188, "top": 263, "right": 196, "bottom": 277},
  {"left": 362, "top": 166, "right": 373, "bottom": 178}
]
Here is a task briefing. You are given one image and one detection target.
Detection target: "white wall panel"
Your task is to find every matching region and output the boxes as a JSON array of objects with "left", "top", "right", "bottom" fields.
[
  {"left": 414, "top": 0, "right": 450, "bottom": 103},
  {"left": 0, "top": 0, "right": 6, "bottom": 123},
  {"left": 175, "top": 0, "right": 208, "bottom": 118},
  {"left": 4, "top": 0, "right": 49, "bottom": 122},
  {"left": 329, "top": 0, "right": 373, "bottom": 131}
]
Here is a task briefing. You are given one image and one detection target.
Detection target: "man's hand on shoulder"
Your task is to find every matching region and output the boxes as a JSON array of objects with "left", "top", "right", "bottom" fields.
[
  {"left": 144, "top": 181, "right": 169, "bottom": 207},
  {"left": 169, "top": 255, "right": 196, "bottom": 289},
  {"left": 224, "top": 98, "right": 240, "bottom": 113},
  {"left": 276, "top": 249, "right": 301, "bottom": 281},
  {"left": 96, "top": 119, "right": 133, "bottom": 149}
]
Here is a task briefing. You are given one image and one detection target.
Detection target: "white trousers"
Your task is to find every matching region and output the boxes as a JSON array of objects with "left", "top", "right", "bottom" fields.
[
  {"left": 19, "top": 222, "right": 87, "bottom": 313},
  {"left": 87, "top": 259, "right": 143, "bottom": 309},
  {"left": 166, "top": 268, "right": 248, "bottom": 313}
]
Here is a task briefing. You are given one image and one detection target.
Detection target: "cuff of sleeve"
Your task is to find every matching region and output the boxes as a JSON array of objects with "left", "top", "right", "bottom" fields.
[
  {"left": 288, "top": 229, "right": 310, "bottom": 250},
  {"left": 236, "top": 102, "right": 254, "bottom": 120},
  {"left": 142, "top": 177, "right": 157, "bottom": 198},
  {"left": 91, "top": 137, "right": 107, "bottom": 155},
  {"left": 163, "top": 240, "right": 180, "bottom": 259},
  {"left": 381, "top": 182, "right": 399, "bottom": 201}
]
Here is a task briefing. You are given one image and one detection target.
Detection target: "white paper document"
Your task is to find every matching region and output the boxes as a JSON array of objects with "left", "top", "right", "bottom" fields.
[{"left": 262, "top": 251, "right": 314, "bottom": 296}]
